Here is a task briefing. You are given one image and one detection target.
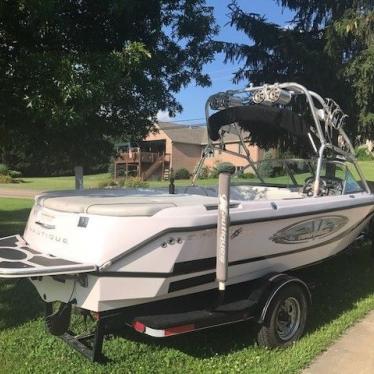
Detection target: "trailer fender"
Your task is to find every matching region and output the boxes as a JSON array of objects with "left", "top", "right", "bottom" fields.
[{"left": 257, "top": 273, "right": 311, "bottom": 324}]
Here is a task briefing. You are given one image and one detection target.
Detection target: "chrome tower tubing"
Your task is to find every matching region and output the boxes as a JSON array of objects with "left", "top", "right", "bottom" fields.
[
  {"left": 278, "top": 83, "right": 327, "bottom": 196},
  {"left": 236, "top": 128, "right": 265, "bottom": 183}
]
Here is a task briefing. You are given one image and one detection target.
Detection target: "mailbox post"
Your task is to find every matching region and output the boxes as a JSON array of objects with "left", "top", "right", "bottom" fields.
[{"left": 74, "top": 166, "right": 84, "bottom": 190}]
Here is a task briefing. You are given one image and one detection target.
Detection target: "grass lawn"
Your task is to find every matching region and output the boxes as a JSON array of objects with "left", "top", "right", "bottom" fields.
[
  {"left": 0, "top": 198, "right": 34, "bottom": 236},
  {"left": 0, "top": 173, "right": 112, "bottom": 191},
  {"left": 0, "top": 161, "right": 372, "bottom": 193},
  {"left": 357, "top": 161, "right": 374, "bottom": 180},
  {"left": 0, "top": 197, "right": 374, "bottom": 373}
]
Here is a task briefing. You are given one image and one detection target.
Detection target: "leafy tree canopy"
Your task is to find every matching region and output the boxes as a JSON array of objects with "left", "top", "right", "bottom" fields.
[
  {"left": 220, "top": 0, "right": 373, "bottom": 142},
  {"left": 0, "top": 0, "right": 218, "bottom": 175}
]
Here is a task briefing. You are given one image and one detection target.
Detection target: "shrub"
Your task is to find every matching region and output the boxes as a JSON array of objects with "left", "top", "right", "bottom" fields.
[
  {"left": 257, "top": 151, "right": 273, "bottom": 177},
  {"left": 198, "top": 166, "right": 210, "bottom": 179},
  {"left": 9, "top": 170, "right": 22, "bottom": 178},
  {"left": 175, "top": 168, "right": 190, "bottom": 180},
  {"left": 123, "top": 177, "right": 149, "bottom": 188},
  {"left": 271, "top": 166, "right": 286, "bottom": 177},
  {"left": 239, "top": 172, "right": 255, "bottom": 179},
  {"left": 97, "top": 179, "right": 118, "bottom": 188},
  {"left": 209, "top": 167, "right": 219, "bottom": 178},
  {"left": 0, "top": 175, "right": 13, "bottom": 184},
  {"left": 0, "top": 164, "right": 8, "bottom": 176},
  {"left": 107, "top": 160, "right": 115, "bottom": 177}
]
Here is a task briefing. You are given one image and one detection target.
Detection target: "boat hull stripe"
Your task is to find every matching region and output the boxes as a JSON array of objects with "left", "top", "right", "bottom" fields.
[
  {"left": 107, "top": 201, "right": 374, "bottom": 266},
  {"left": 95, "top": 211, "right": 374, "bottom": 280}
]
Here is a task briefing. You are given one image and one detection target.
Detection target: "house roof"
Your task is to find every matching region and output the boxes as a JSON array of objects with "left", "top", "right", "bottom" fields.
[{"left": 156, "top": 122, "right": 244, "bottom": 145}]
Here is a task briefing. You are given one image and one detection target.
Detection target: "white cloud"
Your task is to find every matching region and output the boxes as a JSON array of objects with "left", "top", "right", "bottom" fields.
[{"left": 157, "top": 110, "right": 172, "bottom": 122}]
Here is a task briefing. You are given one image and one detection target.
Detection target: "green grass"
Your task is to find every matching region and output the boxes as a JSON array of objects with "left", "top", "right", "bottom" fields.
[
  {"left": 0, "top": 161, "right": 372, "bottom": 192},
  {"left": 0, "top": 173, "right": 111, "bottom": 191},
  {"left": 357, "top": 161, "right": 374, "bottom": 180},
  {"left": 0, "top": 197, "right": 374, "bottom": 372},
  {"left": 0, "top": 198, "right": 33, "bottom": 236}
]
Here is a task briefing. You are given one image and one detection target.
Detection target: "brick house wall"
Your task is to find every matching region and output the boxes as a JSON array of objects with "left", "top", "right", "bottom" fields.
[
  {"left": 140, "top": 123, "right": 264, "bottom": 175},
  {"left": 171, "top": 142, "right": 202, "bottom": 172},
  {"left": 145, "top": 128, "right": 173, "bottom": 155},
  {"left": 204, "top": 143, "right": 262, "bottom": 170}
]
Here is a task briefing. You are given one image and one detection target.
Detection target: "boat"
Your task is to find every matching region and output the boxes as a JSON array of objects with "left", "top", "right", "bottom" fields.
[{"left": 1, "top": 82, "right": 373, "bottom": 360}]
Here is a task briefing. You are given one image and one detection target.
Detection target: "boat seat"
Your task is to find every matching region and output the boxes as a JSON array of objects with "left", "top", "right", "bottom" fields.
[
  {"left": 232, "top": 185, "right": 303, "bottom": 201},
  {"left": 38, "top": 193, "right": 219, "bottom": 217},
  {"left": 179, "top": 185, "right": 303, "bottom": 200}
]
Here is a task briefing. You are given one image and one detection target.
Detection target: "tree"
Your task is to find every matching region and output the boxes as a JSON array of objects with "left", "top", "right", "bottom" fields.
[
  {"left": 220, "top": 0, "right": 373, "bottom": 141},
  {"left": 0, "top": 0, "right": 218, "bottom": 175},
  {"left": 326, "top": 7, "right": 374, "bottom": 139}
]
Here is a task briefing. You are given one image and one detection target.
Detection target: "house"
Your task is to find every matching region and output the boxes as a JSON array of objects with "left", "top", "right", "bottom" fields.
[{"left": 114, "top": 122, "right": 263, "bottom": 180}]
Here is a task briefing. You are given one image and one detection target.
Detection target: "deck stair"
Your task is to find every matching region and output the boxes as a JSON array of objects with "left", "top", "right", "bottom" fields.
[
  {"left": 143, "top": 155, "right": 165, "bottom": 181},
  {"left": 115, "top": 149, "right": 170, "bottom": 181},
  {"left": 163, "top": 168, "right": 170, "bottom": 180}
]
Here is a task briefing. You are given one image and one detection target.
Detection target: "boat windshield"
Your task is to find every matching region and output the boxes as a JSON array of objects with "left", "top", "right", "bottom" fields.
[{"left": 234, "top": 159, "right": 364, "bottom": 194}]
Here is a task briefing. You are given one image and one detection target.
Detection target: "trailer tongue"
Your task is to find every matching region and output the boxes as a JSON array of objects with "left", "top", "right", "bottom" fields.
[{"left": 0, "top": 235, "right": 96, "bottom": 278}]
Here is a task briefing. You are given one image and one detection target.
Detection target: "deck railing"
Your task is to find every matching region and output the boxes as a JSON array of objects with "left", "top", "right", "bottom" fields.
[{"left": 116, "top": 149, "right": 170, "bottom": 164}]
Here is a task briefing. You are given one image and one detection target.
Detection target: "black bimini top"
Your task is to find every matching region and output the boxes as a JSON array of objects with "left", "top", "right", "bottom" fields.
[{"left": 208, "top": 105, "right": 310, "bottom": 149}]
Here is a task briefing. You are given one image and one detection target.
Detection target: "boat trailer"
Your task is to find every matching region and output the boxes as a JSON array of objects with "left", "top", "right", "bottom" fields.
[
  {"left": 47, "top": 272, "right": 311, "bottom": 362},
  {"left": 45, "top": 166, "right": 312, "bottom": 362}
]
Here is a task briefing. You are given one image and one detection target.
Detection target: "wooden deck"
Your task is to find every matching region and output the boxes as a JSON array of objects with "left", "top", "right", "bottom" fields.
[{"left": 114, "top": 148, "right": 171, "bottom": 180}]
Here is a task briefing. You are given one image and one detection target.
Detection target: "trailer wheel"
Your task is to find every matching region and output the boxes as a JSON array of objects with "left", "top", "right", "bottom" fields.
[{"left": 257, "top": 284, "right": 308, "bottom": 348}]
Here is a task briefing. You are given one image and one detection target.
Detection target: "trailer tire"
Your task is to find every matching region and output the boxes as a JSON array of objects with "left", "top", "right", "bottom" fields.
[{"left": 257, "top": 284, "right": 308, "bottom": 348}]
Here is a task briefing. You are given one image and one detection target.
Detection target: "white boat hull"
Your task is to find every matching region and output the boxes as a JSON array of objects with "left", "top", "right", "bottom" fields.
[{"left": 9, "top": 190, "right": 370, "bottom": 312}]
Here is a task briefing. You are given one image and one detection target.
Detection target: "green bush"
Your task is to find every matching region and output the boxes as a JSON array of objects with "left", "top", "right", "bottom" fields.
[
  {"left": 257, "top": 151, "right": 273, "bottom": 177},
  {"left": 239, "top": 172, "right": 255, "bottom": 179},
  {"left": 271, "top": 166, "right": 286, "bottom": 177},
  {"left": 356, "top": 146, "right": 374, "bottom": 161},
  {"left": 107, "top": 159, "right": 115, "bottom": 177},
  {"left": 209, "top": 167, "right": 219, "bottom": 178},
  {"left": 175, "top": 168, "right": 190, "bottom": 180},
  {"left": 123, "top": 177, "right": 149, "bottom": 188},
  {"left": 198, "top": 166, "right": 210, "bottom": 179},
  {"left": 97, "top": 177, "right": 149, "bottom": 189},
  {"left": 0, "top": 164, "right": 9, "bottom": 176},
  {"left": 97, "top": 179, "right": 118, "bottom": 188},
  {"left": 0, "top": 175, "right": 13, "bottom": 184},
  {"left": 9, "top": 170, "right": 22, "bottom": 178}
]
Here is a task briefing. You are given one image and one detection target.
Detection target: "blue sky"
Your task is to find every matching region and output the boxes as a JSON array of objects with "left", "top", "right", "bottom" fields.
[{"left": 158, "top": 0, "right": 295, "bottom": 124}]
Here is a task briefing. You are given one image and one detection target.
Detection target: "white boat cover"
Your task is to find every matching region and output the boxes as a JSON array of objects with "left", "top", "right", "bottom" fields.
[
  {"left": 0, "top": 235, "right": 96, "bottom": 278},
  {"left": 37, "top": 193, "right": 219, "bottom": 216}
]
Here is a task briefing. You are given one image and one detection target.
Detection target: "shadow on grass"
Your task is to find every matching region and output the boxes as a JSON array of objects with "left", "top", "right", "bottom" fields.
[
  {"left": 0, "top": 239, "right": 373, "bottom": 361},
  {"left": 0, "top": 208, "right": 31, "bottom": 237},
  {"left": 0, "top": 279, "right": 44, "bottom": 330},
  {"left": 109, "top": 243, "right": 374, "bottom": 360},
  {"left": 0, "top": 205, "right": 42, "bottom": 330}
]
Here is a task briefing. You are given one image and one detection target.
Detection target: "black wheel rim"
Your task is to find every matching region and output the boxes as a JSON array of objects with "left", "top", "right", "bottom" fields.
[{"left": 275, "top": 296, "right": 301, "bottom": 341}]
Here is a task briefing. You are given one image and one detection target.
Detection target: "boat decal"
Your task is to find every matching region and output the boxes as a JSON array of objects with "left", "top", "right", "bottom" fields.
[
  {"left": 107, "top": 200, "right": 374, "bottom": 266},
  {"left": 270, "top": 215, "right": 348, "bottom": 244},
  {"left": 96, "top": 211, "right": 374, "bottom": 281},
  {"left": 28, "top": 225, "right": 69, "bottom": 245}
]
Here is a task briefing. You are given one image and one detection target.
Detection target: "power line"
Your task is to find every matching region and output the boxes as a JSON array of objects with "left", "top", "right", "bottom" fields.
[
  {"left": 154, "top": 123, "right": 207, "bottom": 130},
  {"left": 158, "top": 117, "right": 205, "bottom": 123}
]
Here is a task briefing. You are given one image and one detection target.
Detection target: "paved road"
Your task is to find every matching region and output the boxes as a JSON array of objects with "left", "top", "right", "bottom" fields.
[
  {"left": 0, "top": 188, "right": 42, "bottom": 199},
  {"left": 303, "top": 310, "right": 374, "bottom": 374}
]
